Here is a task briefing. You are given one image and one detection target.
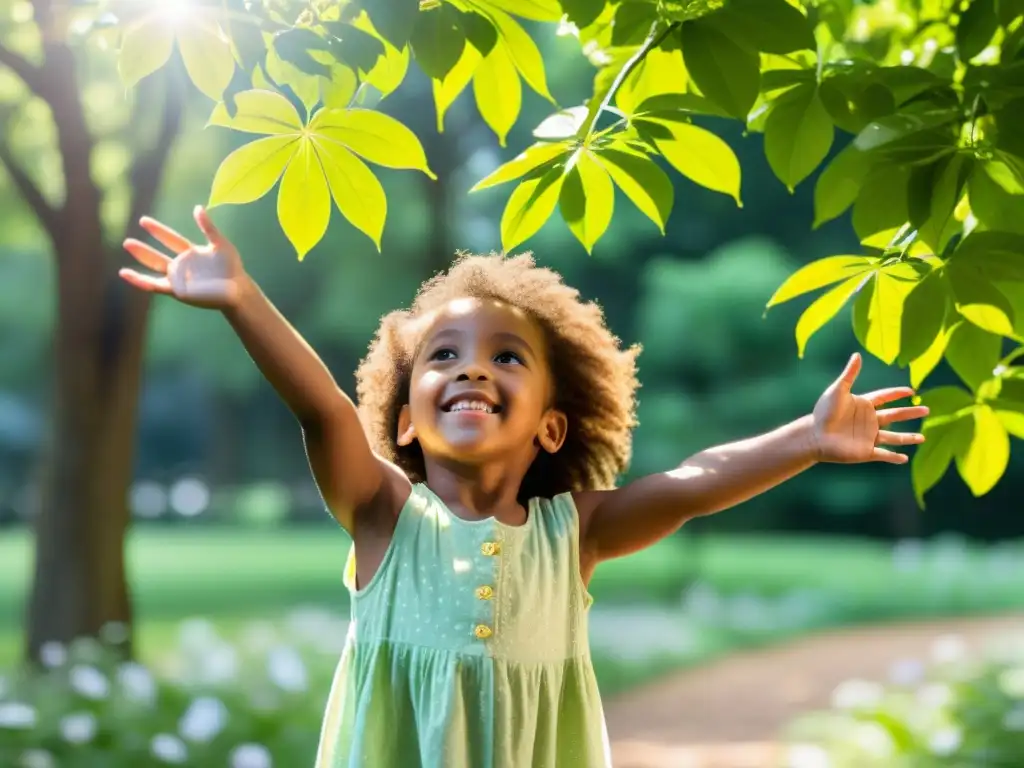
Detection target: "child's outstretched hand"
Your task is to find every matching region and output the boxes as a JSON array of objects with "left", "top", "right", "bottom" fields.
[
  {"left": 811, "top": 353, "right": 929, "bottom": 465},
  {"left": 121, "top": 206, "right": 247, "bottom": 310}
]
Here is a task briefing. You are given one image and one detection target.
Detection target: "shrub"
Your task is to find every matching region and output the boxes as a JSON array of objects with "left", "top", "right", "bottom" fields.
[
  {"left": 785, "top": 628, "right": 1024, "bottom": 767},
  {"left": 0, "top": 613, "right": 345, "bottom": 768}
]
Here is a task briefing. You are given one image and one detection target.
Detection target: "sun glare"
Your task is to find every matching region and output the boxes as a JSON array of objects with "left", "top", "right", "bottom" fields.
[{"left": 153, "top": 0, "right": 194, "bottom": 24}]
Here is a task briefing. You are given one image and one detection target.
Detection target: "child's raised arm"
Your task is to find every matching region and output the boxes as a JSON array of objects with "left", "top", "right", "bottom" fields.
[
  {"left": 574, "top": 353, "right": 929, "bottom": 565},
  {"left": 121, "top": 206, "right": 399, "bottom": 533}
]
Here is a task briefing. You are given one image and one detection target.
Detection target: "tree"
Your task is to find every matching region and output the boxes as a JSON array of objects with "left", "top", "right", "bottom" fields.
[
  {"left": 17, "top": 0, "right": 1024, "bottom": 651},
  {"left": 0, "top": 2, "right": 194, "bottom": 659}
]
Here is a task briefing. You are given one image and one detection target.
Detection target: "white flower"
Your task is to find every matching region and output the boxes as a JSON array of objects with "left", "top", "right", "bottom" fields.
[
  {"left": 267, "top": 646, "right": 308, "bottom": 693},
  {"left": 179, "top": 696, "right": 228, "bottom": 743},
  {"left": 998, "top": 666, "right": 1024, "bottom": 698},
  {"left": 18, "top": 749, "right": 55, "bottom": 768},
  {"left": 831, "top": 679, "right": 884, "bottom": 710},
  {"left": 0, "top": 702, "right": 37, "bottom": 729},
  {"left": 917, "top": 683, "right": 953, "bottom": 710},
  {"left": 178, "top": 618, "right": 219, "bottom": 653},
  {"left": 39, "top": 642, "right": 67, "bottom": 669},
  {"left": 231, "top": 743, "right": 273, "bottom": 768},
  {"left": 117, "top": 662, "right": 157, "bottom": 706},
  {"left": 853, "top": 722, "right": 895, "bottom": 758},
  {"left": 99, "top": 621, "right": 129, "bottom": 646},
  {"left": 786, "top": 743, "right": 831, "bottom": 768},
  {"left": 241, "top": 621, "right": 279, "bottom": 653},
  {"left": 59, "top": 712, "right": 97, "bottom": 744},
  {"left": 930, "top": 634, "right": 967, "bottom": 665},
  {"left": 929, "top": 727, "right": 962, "bottom": 756},
  {"left": 151, "top": 733, "right": 188, "bottom": 764},
  {"left": 888, "top": 658, "right": 926, "bottom": 687},
  {"left": 69, "top": 665, "right": 109, "bottom": 700}
]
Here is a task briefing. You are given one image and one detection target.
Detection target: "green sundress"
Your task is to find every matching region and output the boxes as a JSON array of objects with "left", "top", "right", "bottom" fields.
[{"left": 314, "top": 482, "right": 611, "bottom": 767}]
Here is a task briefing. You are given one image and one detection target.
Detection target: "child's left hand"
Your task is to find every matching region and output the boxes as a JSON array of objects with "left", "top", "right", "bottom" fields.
[{"left": 811, "top": 353, "right": 929, "bottom": 465}]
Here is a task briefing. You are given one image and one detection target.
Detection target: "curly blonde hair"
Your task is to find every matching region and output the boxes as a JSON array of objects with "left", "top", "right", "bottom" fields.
[{"left": 355, "top": 252, "right": 641, "bottom": 500}]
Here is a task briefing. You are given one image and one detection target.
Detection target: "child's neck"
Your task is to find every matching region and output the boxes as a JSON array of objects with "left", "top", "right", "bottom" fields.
[{"left": 423, "top": 461, "right": 529, "bottom": 525}]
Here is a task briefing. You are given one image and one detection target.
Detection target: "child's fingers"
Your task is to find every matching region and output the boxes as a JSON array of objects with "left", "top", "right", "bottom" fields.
[
  {"left": 193, "top": 205, "right": 225, "bottom": 246},
  {"left": 835, "top": 352, "right": 862, "bottom": 390},
  {"left": 877, "top": 429, "right": 925, "bottom": 446},
  {"left": 123, "top": 238, "right": 171, "bottom": 273},
  {"left": 877, "top": 405, "right": 930, "bottom": 426},
  {"left": 119, "top": 268, "right": 173, "bottom": 294},
  {"left": 864, "top": 387, "right": 916, "bottom": 407},
  {"left": 871, "top": 447, "right": 910, "bottom": 464},
  {"left": 140, "top": 216, "right": 192, "bottom": 254}
]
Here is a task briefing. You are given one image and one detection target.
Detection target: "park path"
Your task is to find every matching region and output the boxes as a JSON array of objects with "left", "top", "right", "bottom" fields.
[{"left": 603, "top": 613, "right": 1024, "bottom": 768}]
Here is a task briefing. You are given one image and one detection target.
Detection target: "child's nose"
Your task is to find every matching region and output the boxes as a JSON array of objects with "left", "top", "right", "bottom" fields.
[{"left": 456, "top": 360, "right": 490, "bottom": 381}]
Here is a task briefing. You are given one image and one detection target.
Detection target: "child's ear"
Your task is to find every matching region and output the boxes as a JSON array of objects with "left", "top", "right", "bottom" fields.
[
  {"left": 537, "top": 409, "right": 567, "bottom": 454},
  {"left": 396, "top": 404, "right": 417, "bottom": 447}
]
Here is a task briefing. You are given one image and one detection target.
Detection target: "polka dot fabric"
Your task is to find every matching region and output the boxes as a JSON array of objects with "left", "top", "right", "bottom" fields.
[{"left": 314, "top": 484, "right": 611, "bottom": 768}]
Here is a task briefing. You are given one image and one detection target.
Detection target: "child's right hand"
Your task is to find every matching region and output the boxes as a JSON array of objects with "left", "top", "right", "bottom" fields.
[{"left": 121, "top": 205, "right": 249, "bottom": 310}]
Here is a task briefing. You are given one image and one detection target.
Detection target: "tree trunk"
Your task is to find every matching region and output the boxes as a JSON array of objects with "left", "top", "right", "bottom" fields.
[{"left": 26, "top": 253, "right": 153, "bottom": 659}]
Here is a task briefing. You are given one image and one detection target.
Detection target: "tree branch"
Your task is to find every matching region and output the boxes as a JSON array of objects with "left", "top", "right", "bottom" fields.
[
  {"left": 0, "top": 42, "right": 46, "bottom": 96},
  {"left": 0, "top": 135, "right": 61, "bottom": 239},
  {"left": 125, "top": 70, "right": 186, "bottom": 236}
]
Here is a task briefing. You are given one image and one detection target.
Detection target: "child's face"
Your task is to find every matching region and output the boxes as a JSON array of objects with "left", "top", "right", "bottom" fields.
[{"left": 398, "top": 297, "right": 566, "bottom": 468}]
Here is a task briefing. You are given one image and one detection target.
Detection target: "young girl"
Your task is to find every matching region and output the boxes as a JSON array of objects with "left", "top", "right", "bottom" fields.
[{"left": 121, "top": 206, "right": 928, "bottom": 768}]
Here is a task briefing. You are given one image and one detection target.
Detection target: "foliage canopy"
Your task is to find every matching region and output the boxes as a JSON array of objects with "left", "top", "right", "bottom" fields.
[{"left": 8, "top": 0, "right": 1024, "bottom": 504}]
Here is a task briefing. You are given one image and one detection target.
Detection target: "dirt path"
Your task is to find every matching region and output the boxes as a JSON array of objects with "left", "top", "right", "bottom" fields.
[{"left": 604, "top": 613, "right": 1024, "bottom": 768}]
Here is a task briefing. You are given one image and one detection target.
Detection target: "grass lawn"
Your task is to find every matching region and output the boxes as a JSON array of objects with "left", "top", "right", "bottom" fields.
[{"left": 2, "top": 527, "right": 1023, "bottom": 683}]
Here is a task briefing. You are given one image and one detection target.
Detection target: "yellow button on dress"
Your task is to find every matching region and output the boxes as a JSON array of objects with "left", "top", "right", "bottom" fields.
[{"left": 314, "top": 483, "right": 608, "bottom": 768}]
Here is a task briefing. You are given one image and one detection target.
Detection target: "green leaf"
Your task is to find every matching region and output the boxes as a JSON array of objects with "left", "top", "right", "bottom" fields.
[
  {"left": 595, "top": 147, "right": 675, "bottom": 233},
  {"left": 951, "top": 230, "right": 1024, "bottom": 281},
  {"left": 262, "top": 45, "right": 321, "bottom": 114},
  {"left": 273, "top": 28, "right": 332, "bottom": 78},
  {"left": 912, "top": 412, "right": 971, "bottom": 507},
  {"left": 647, "top": 121, "right": 742, "bottom": 204},
  {"left": 852, "top": 165, "right": 911, "bottom": 247},
  {"left": 177, "top": 18, "right": 236, "bottom": 101},
  {"left": 918, "top": 385, "right": 976, "bottom": 416},
  {"left": 118, "top": 17, "right": 174, "bottom": 89},
  {"left": 354, "top": 13, "right": 411, "bottom": 96},
  {"left": 320, "top": 64, "right": 358, "bottom": 109},
  {"left": 634, "top": 92, "right": 732, "bottom": 121},
  {"left": 910, "top": 320, "right": 952, "bottom": 389},
  {"left": 618, "top": 49, "right": 693, "bottom": 116},
  {"left": 853, "top": 109, "right": 960, "bottom": 164},
  {"left": 410, "top": 3, "right": 466, "bottom": 80},
  {"left": 912, "top": 154, "right": 971, "bottom": 253},
  {"left": 560, "top": 150, "right": 614, "bottom": 253},
  {"left": 813, "top": 142, "right": 874, "bottom": 229},
  {"left": 560, "top": 0, "right": 605, "bottom": 28},
  {"left": 208, "top": 90, "right": 305, "bottom": 134},
  {"left": 955, "top": 404, "right": 1010, "bottom": 496},
  {"left": 680, "top": 20, "right": 760, "bottom": 119},
  {"left": 968, "top": 158, "right": 1024, "bottom": 234},
  {"left": 500, "top": 166, "right": 565, "bottom": 250},
  {"left": 310, "top": 108, "right": 435, "bottom": 178},
  {"left": 470, "top": 142, "right": 571, "bottom": 192},
  {"left": 323, "top": 23, "right": 385, "bottom": 73},
  {"left": 432, "top": 43, "right": 482, "bottom": 132},
  {"left": 208, "top": 136, "right": 299, "bottom": 207},
  {"left": 851, "top": 264, "right": 919, "bottom": 365},
  {"left": 819, "top": 79, "right": 896, "bottom": 135},
  {"left": 703, "top": 0, "right": 815, "bottom": 54},
  {"left": 764, "top": 84, "right": 835, "bottom": 192},
  {"left": 476, "top": 0, "right": 564, "bottom": 21},
  {"left": 473, "top": 41, "right": 521, "bottom": 146},
  {"left": 795, "top": 274, "right": 865, "bottom": 357},
  {"left": 949, "top": 264, "right": 1017, "bottom": 337},
  {"left": 365, "top": 0, "right": 420, "bottom": 48},
  {"left": 944, "top": 320, "right": 1003, "bottom": 391},
  {"left": 460, "top": 9, "right": 498, "bottom": 55},
  {"left": 534, "top": 106, "right": 589, "bottom": 141},
  {"left": 481, "top": 5, "right": 553, "bottom": 100},
  {"left": 766, "top": 255, "right": 877, "bottom": 309},
  {"left": 956, "top": 0, "right": 1000, "bottom": 61},
  {"left": 277, "top": 139, "right": 331, "bottom": 260},
  {"left": 313, "top": 135, "right": 388, "bottom": 250},
  {"left": 899, "top": 268, "right": 950, "bottom": 365}
]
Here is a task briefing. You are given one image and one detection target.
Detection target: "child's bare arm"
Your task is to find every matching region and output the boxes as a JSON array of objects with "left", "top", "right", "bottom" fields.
[
  {"left": 575, "top": 354, "right": 927, "bottom": 566},
  {"left": 121, "top": 206, "right": 400, "bottom": 533}
]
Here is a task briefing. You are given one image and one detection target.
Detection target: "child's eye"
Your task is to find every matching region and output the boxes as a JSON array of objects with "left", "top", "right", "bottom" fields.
[
  {"left": 494, "top": 351, "right": 523, "bottom": 365},
  {"left": 430, "top": 348, "right": 457, "bottom": 362}
]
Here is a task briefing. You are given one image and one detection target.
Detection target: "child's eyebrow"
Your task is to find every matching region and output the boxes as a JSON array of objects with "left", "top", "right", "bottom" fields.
[{"left": 492, "top": 332, "right": 535, "bottom": 356}]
